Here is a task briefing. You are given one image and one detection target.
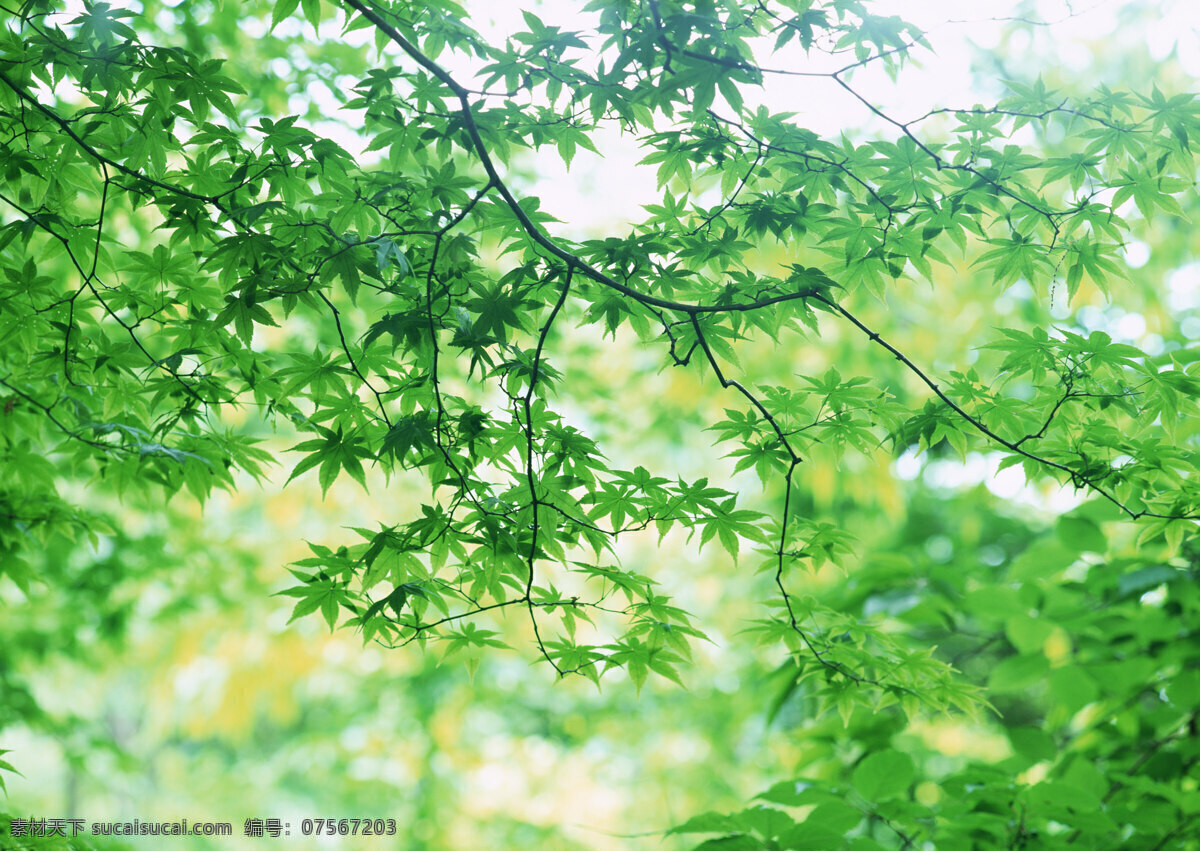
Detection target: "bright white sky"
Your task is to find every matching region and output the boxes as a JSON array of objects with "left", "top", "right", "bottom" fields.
[
  {"left": 136, "top": 0, "right": 1199, "bottom": 225},
  {"left": 454, "top": 0, "right": 1200, "bottom": 234},
  {"left": 242, "top": 0, "right": 1200, "bottom": 237}
]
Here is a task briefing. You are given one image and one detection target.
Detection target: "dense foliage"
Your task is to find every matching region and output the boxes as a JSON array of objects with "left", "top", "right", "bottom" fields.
[{"left": 2, "top": 0, "right": 1199, "bottom": 847}]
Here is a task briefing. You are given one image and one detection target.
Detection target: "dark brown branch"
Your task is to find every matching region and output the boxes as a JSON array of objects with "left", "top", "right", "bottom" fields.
[
  {"left": 520, "top": 268, "right": 574, "bottom": 675},
  {"left": 814, "top": 294, "right": 1198, "bottom": 522}
]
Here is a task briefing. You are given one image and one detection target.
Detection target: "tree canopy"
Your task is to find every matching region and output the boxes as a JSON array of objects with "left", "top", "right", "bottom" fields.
[{"left": 2, "top": 0, "right": 1200, "bottom": 847}]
